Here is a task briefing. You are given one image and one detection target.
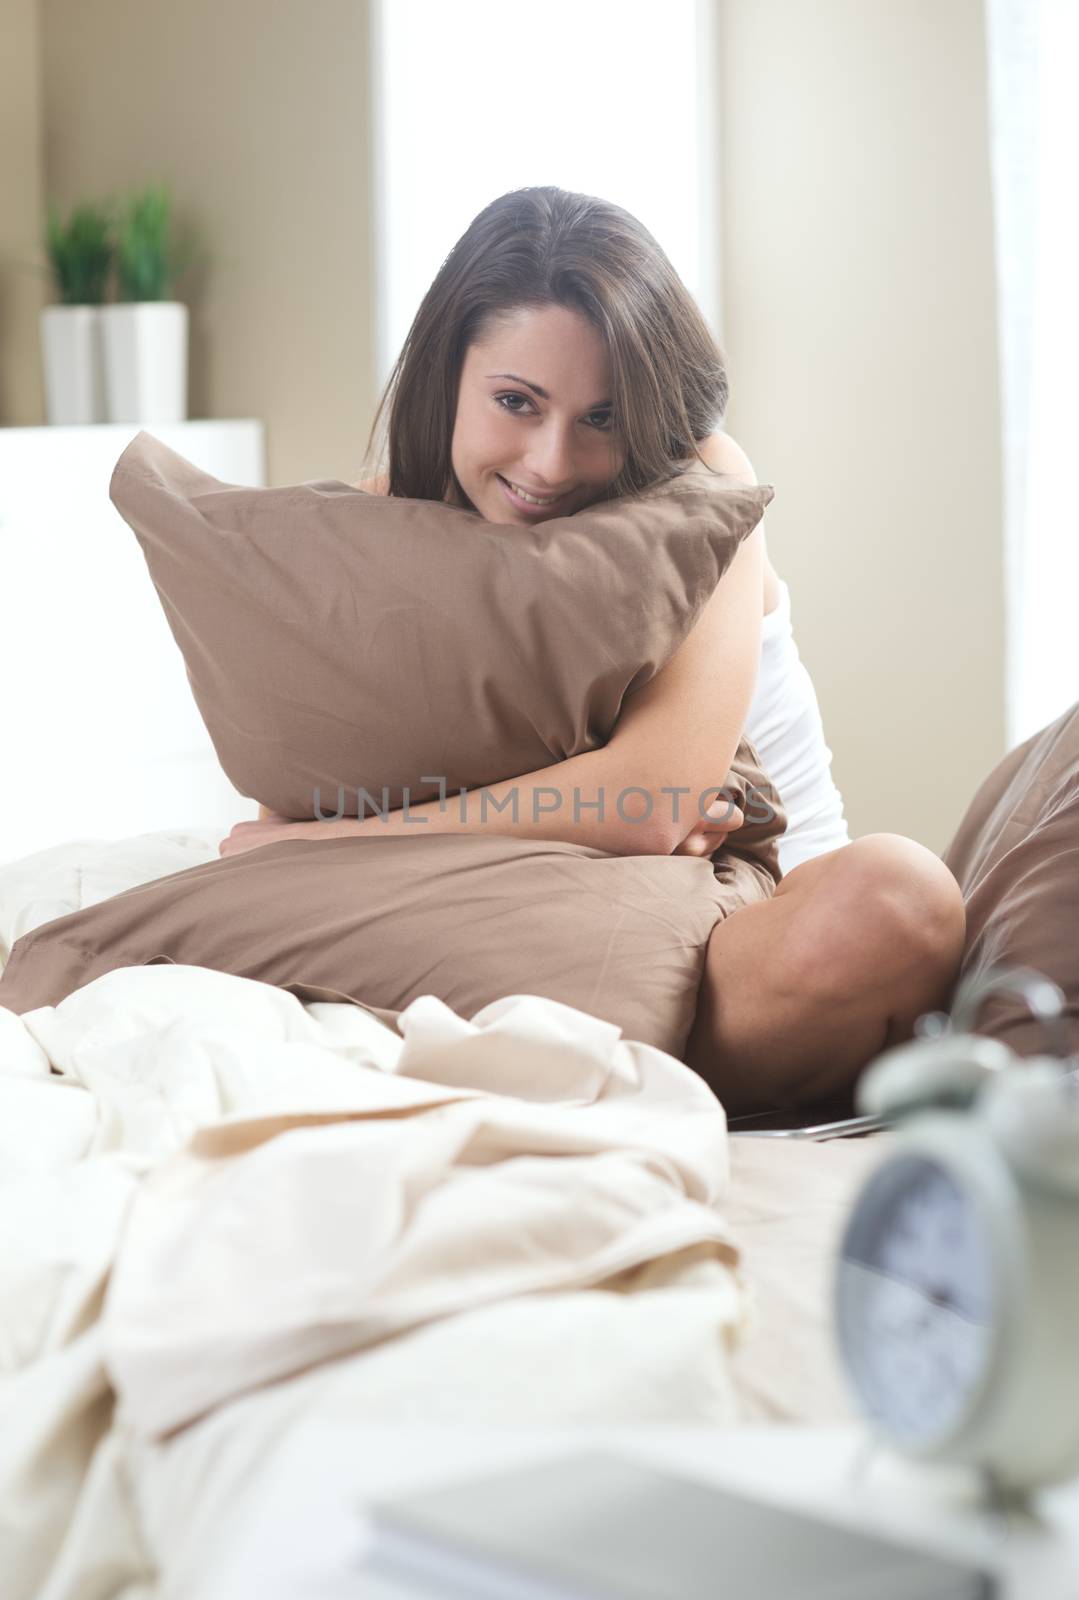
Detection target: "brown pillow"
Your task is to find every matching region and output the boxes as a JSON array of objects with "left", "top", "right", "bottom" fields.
[
  {"left": 943, "top": 700, "right": 1079, "bottom": 1056},
  {"left": 107, "top": 430, "right": 780, "bottom": 855},
  {"left": 0, "top": 832, "right": 776, "bottom": 1060}
]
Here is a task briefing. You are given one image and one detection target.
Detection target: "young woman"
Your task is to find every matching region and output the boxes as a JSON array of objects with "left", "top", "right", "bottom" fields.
[{"left": 225, "top": 186, "right": 964, "bottom": 1115}]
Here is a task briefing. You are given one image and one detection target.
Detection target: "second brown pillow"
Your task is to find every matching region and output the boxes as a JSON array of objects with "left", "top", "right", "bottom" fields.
[{"left": 0, "top": 832, "right": 775, "bottom": 1063}]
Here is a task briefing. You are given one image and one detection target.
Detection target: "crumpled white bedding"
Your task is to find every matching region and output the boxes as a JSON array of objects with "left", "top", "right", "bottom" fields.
[{"left": 0, "top": 828, "right": 887, "bottom": 1600}]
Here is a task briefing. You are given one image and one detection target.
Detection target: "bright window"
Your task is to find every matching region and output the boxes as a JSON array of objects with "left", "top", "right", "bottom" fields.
[
  {"left": 369, "top": 0, "right": 721, "bottom": 388},
  {"left": 987, "top": 0, "right": 1079, "bottom": 743}
]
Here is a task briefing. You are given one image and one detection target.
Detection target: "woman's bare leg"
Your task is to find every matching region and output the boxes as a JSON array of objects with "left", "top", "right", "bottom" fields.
[{"left": 683, "top": 834, "right": 966, "bottom": 1115}]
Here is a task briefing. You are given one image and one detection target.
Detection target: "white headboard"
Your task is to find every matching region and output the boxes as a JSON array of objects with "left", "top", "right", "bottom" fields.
[{"left": 0, "top": 420, "right": 267, "bottom": 867}]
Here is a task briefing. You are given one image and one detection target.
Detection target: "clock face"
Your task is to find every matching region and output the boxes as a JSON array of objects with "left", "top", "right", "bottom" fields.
[{"left": 836, "top": 1153, "right": 998, "bottom": 1445}]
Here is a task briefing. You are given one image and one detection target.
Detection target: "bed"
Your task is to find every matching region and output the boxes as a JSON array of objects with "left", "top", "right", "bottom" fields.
[
  {"left": 0, "top": 823, "right": 891, "bottom": 1600},
  {"left": 8, "top": 434, "right": 1069, "bottom": 1596}
]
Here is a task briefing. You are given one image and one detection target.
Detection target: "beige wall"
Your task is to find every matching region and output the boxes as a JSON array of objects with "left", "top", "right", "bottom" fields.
[
  {"left": 39, "top": 0, "right": 377, "bottom": 486},
  {"left": 0, "top": 0, "right": 46, "bottom": 424},
  {"left": 718, "top": 0, "right": 1005, "bottom": 854}
]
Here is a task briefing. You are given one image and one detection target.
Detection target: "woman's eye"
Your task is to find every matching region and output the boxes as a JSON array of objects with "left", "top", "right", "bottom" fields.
[
  {"left": 495, "top": 393, "right": 612, "bottom": 430},
  {"left": 495, "top": 392, "right": 532, "bottom": 416}
]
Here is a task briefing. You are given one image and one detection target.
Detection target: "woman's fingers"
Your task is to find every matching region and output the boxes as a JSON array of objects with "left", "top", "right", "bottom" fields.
[
  {"left": 672, "top": 802, "right": 745, "bottom": 856},
  {"left": 706, "top": 799, "right": 744, "bottom": 831},
  {"left": 219, "top": 820, "right": 283, "bottom": 858}
]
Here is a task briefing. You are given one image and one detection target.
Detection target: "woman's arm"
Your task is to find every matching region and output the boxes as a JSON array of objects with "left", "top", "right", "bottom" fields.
[
  {"left": 602, "top": 522, "right": 763, "bottom": 854},
  {"left": 240, "top": 743, "right": 676, "bottom": 857}
]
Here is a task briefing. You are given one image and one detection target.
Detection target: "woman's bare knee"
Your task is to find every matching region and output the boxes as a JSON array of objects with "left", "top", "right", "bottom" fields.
[
  {"left": 683, "top": 834, "right": 966, "bottom": 1113},
  {"left": 782, "top": 834, "right": 965, "bottom": 1008},
  {"left": 858, "top": 835, "right": 967, "bottom": 1036},
  {"left": 774, "top": 835, "right": 966, "bottom": 1100}
]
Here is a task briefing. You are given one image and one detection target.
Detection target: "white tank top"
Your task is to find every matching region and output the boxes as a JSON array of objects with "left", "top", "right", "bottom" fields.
[{"left": 744, "top": 578, "right": 850, "bottom": 875}]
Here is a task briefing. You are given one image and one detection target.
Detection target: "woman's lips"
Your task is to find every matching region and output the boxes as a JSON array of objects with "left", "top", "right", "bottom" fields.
[{"left": 496, "top": 474, "right": 571, "bottom": 514}]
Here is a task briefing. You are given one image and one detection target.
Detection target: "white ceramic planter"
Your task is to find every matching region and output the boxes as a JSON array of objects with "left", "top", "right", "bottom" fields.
[
  {"left": 40, "top": 305, "right": 106, "bottom": 425},
  {"left": 100, "top": 301, "right": 189, "bottom": 424}
]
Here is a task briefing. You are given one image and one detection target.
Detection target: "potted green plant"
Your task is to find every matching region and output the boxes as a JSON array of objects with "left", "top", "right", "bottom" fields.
[
  {"left": 41, "top": 199, "right": 113, "bottom": 424},
  {"left": 99, "top": 180, "right": 191, "bottom": 424}
]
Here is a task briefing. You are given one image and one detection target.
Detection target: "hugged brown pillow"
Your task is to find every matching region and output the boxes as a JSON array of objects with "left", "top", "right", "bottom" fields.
[
  {"left": 943, "top": 700, "right": 1079, "bottom": 1056},
  {"left": 108, "top": 431, "right": 781, "bottom": 857}
]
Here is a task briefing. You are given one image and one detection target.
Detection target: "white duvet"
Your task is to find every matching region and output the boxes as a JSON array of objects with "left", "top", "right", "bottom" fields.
[{"left": 0, "top": 828, "right": 880, "bottom": 1599}]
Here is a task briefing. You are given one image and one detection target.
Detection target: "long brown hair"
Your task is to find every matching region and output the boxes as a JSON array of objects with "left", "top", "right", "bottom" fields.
[{"left": 360, "top": 185, "right": 730, "bottom": 507}]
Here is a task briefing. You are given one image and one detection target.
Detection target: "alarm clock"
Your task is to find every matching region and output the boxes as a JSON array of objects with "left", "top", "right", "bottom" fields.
[{"left": 833, "top": 964, "right": 1079, "bottom": 1497}]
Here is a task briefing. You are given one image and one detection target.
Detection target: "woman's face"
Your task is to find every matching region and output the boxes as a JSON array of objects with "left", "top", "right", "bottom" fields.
[{"left": 450, "top": 304, "right": 626, "bottom": 524}]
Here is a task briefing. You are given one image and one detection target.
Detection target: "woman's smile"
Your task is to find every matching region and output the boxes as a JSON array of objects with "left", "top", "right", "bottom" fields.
[{"left": 496, "top": 474, "right": 575, "bottom": 515}]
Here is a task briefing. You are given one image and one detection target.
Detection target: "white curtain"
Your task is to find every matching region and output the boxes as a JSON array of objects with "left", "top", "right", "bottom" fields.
[{"left": 985, "top": 0, "right": 1079, "bottom": 746}]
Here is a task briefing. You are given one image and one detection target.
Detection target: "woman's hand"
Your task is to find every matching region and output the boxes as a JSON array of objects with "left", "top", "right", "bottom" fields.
[
  {"left": 671, "top": 795, "right": 745, "bottom": 858},
  {"left": 219, "top": 812, "right": 307, "bottom": 859}
]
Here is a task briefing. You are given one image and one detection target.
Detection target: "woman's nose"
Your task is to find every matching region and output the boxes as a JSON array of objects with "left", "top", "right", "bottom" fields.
[{"left": 524, "top": 426, "right": 581, "bottom": 486}]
